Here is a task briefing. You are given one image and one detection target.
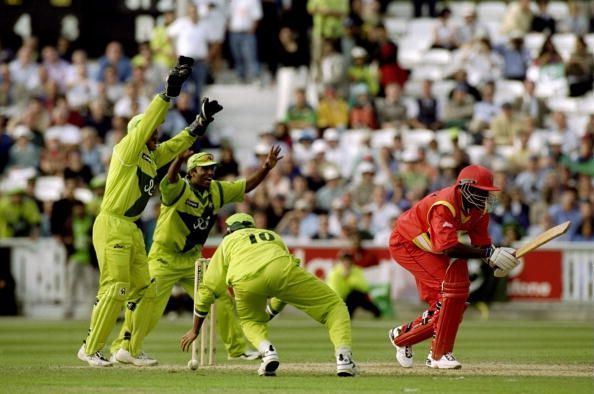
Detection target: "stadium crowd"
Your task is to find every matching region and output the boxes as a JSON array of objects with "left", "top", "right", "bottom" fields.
[{"left": 1, "top": 0, "right": 594, "bottom": 276}]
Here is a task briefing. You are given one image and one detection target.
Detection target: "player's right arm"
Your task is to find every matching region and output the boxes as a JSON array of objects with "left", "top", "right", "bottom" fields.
[{"left": 195, "top": 242, "right": 229, "bottom": 316}]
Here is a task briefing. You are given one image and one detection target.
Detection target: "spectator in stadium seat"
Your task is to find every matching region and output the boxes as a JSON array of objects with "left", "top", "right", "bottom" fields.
[
  {"left": 431, "top": 8, "right": 457, "bottom": 50},
  {"left": 513, "top": 79, "right": 549, "bottom": 128},
  {"left": 489, "top": 102, "right": 523, "bottom": 146},
  {"left": 495, "top": 33, "right": 531, "bottom": 81},
  {"left": 8, "top": 46, "right": 39, "bottom": 92},
  {"left": 566, "top": 36, "right": 594, "bottom": 97},
  {"left": 319, "top": 39, "right": 347, "bottom": 93},
  {"left": 351, "top": 161, "right": 376, "bottom": 210},
  {"left": 45, "top": 106, "right": 81, "bottom": 146},
  {"left": 316, "top": 167, "right": 345, "bottom": 211},
  {"left": 285, "top": 88, "right": 317, "bottom": 131},
  {"left": 551, "top": 111, "right": 580, "bottom": 156},
  {"left": 348, "top": 47, "right": 379, "bottom": 98},
  {"left": 560, "top": 1, "right": 589, "bottom": 35},
  {"left": 371, "top": 24, "right": 407, "bottom": 91},
  {"left": 366, "top": 184, "right": 401, "bottom": 236},
  {"left": 228, "top": 0, "right": 263, "bottom": 84},
  {"left": 455, "top": 7, "right": 488, "bottom": 48},
  {"left": 327, "top": 251, "right": 381, "bottom": 318},
  {"left": 530, "top": 0, "right": 556, "bottom": 35},
  {"left": 531, "top": 35, "right": 564, "bottom": 80},
  {"left": 100, "top": 65, "right": 124, "bottom": 104},
  {"left": 348, "top": 231, "right": 378, "bottom": 268},
  {"left": 150, "top": 6, "right": 177, "bottom": 69},
  {"left": 349, "top": 84, "right": 378, "bottom": 129},
  {"left": 113, "top": 82, "right": 150, "bottom": 119},
  {"left": 464, "top": 38, "right": 503, "bottom": 86},
  {"left": 317, "top": 85, "right": 349, "bottom": 130},
  {"left": 96, "top": 41, "right": 132, "bottom": 83},
  {"left": 573, "top": 217, "right": 594, "bottom": 241},
  {"left": 409, "top": 79, "right": 442, "bottom": 131},
  {"left": 266, "top": 193, "right": 288, "bottom": 229},
  {"left": 312, "top": 212, "right": 337, "bottom": 240},
  {"left": 307, "top": 0, "right": 349, "bottom": 79},
  {"left": 548, "top": 189, "right": 582, "bottom": 240},
  {"left": 413, "top": 0, "right": 437, "bottom": 18},
  {"left": 469, "top": 82, "right": 499, "bottom": 137},
  {"left": 6, "top": 125, "right": 38, "bottom": 171},
  {"left": 442, "top": 84, "right": 474, "bottom": 130},
  {"left": 63, "top": 150, "right": 93, "bottom": 186},
  {"left": 501, "top": 0, "right": 533, "bottom": 35},
  {"left": 508, "top": 129, "right": 536, "bottom": 174},
  {"left": 562, "top": 134, "right": 594, "bottom": 177},
  {"left": 0, "top": 187, "right": 41, "bottom": 238},
  {"left": 375, "top": 83, "right": 408, "bottom": 129},
  {"left": 477, "top": 132, "right": 505, "bottom": 170}
]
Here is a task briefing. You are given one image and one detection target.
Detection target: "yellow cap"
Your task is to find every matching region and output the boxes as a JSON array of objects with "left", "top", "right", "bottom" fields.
[{"left": 187, "top": 152, "right": 218, "bottom": 171}]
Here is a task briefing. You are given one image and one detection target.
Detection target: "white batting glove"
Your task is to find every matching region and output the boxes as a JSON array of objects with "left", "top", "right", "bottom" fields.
[{"left": 488, "top": 247, "right": 520, "bottom": 277}]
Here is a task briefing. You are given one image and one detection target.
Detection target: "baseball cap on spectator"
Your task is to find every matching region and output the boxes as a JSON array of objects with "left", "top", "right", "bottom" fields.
[
  {"left": 402, "top": 149, "right": 420, "bottom": 163},
  {"left": 351, "top": 46, "right": 367, "bottom": 59},
  {"left": 295, "top": 199, "right": 311, "bottom": 211},
  {"left": 357, "top": 161, "right": 375, "bottom": 174},
  {"left": 312, "top": 139, "right": 327, "bottom": 155},
  {"left": 13, "top": 125, "right": 32, "bottom": 139},
  {"left": 324, "top": 128, "right": 339, "bottom": 141},
  {"left": 548, "top": 133, "right": 563, "bottom": 146},
  {"left": 439, "top": 156, "right": 457, "bottom": 169},
  {"left": 298, "top": 130, "right": 314, "bottom": 142},
  {"left": 254, "top": 143, "right": 270, "bottom": 156},
  {"left": 323, "top": 167, "right": 341, "bottom": 181}
]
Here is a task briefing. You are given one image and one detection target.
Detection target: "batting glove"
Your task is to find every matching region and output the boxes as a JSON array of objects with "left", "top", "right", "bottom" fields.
[
  {"left": 164, "top": 56, "right": 194, "bottom": 98},
  {"left": 488, "top": 247, "right": 520, "bottom": 277},
  {"left": 188, "top": 97, "right": 223, "bottom": 137}
]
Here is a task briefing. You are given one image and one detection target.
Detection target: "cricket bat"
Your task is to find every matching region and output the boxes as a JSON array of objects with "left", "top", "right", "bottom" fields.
[{"left": 515, "top": 221, "right": 571, "bottom": 258}]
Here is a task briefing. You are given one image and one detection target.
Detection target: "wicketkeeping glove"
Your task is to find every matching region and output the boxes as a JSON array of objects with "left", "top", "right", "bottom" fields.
[
  {"left": 164, "top": 56, "right": 194, "bottom": 98},
  {"left": 488, "top": 247, "right": 520, "bottom": 277},
  {"left": 188, "top": 97, "right": 224, "bottom": 137}
]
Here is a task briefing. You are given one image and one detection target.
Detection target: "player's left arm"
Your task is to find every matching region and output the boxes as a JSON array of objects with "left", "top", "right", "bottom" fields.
[
  {"left": 181, "top": 242, "right": 229, "bottom": 351},
  {"left": 155, "top": 98, "right": 223, "bottom": 168},
  {"left": 244, "top": 145, "right": 283, "bottom": 193}
]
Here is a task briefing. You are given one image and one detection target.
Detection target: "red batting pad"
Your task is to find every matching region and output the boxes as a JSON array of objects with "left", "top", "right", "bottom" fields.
[{"left": 431, "top": 260, "right": 469, "bottom": 360}]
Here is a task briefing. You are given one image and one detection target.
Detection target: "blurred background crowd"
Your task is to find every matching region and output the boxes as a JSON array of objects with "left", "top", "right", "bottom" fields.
[{"left": 1, "top": 0, "right": 594, "bottom": 280}]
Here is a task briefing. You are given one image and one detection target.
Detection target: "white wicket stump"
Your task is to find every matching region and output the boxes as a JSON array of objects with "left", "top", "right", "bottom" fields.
[{"left": 191, "top": 258, "right": 216, "bottom": 368}]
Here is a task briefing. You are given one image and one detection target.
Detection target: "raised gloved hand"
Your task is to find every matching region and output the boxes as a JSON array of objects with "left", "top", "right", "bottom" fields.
[
  {"left": 164, "top": 56, "right": 194, "bottom": 98},
  {"left": 188, "top": 97, "right": 224, "bottom": 137},
  {"left": 488, "top": 247, "right": 520, "bottom": 277}
]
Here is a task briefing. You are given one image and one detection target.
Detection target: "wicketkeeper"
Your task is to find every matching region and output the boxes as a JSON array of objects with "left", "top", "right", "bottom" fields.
[
  {"left": 109, "top": 145, "right": 283, "bottom": 365},
  {"left": 77, "top": 56, "right": 224, "bottom": 367},
  {"left": 180, "top": 213, "right": 357, "bottom": 377},
  {"left": 388, "top": 165, "right": 521, "bottom": 369}
]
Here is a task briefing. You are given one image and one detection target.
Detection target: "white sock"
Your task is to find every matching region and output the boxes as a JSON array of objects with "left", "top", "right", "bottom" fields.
[{"left": 258, "top": 340, "right": 274, "bottom": 354}]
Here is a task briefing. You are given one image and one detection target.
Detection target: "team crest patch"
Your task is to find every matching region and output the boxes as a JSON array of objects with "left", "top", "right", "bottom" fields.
[
  {"left": 141, "top": 153, "right": 152, "bottom": 163},
  {"left": 186, "top": 199, "right": 199, "bottom": 208},
  {"left": 119, "top": 288, "right": 126, "bottom": 296}
]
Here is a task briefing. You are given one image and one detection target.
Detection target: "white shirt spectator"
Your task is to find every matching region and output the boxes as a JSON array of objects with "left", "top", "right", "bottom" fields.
[
  {"left": 46, "top": 124, "right": 82, "bottom": 145},
  {"left": 228, "top": 0, "right": 262, "bottom": 32},
  {"left": 168, "top": 17, "right": 214, "bottom": 59},
  {"left": 8, "top": 57, "right": 38, "bottom": 89},
  {"left": 113, "top": 95, "right": 151, "bottom": 118}
]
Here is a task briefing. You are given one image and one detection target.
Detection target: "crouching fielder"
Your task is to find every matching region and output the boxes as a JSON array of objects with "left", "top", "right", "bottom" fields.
[
  {"left": 388, "top": 165, "right": 520, "bottom": 369},
  {"left": 180, "top": 213, "right": 357, "bottom": 377}
]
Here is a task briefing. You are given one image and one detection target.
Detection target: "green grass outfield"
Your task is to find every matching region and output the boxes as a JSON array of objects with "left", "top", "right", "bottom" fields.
[{"left": 0, "top": 315, "right": 592, "bottom": 393}]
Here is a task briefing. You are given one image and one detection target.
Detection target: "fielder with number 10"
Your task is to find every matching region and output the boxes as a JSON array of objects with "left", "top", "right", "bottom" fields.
[
  {"left": 109, "top": 144, "right": 283, "bottom": 365},
  {"left": 180, "top": 213, "right": 357, "bottom": 377},
  {"left": 388, "top": 165, "right": 521, "bottom": 369}
]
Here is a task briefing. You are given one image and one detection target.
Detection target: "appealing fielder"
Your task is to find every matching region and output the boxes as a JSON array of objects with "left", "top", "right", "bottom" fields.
[
  {"left": 77, "top": 56, "right": 224, "bottom": 367},
  {"left": 109, "top": 146, "right": 283, "bottom": 364},
  {"left": 388, "top": 165, "right": 520, "bottom": 369},
  {"left": 180, "top": 213, "right": 357, "bottom": 377}
]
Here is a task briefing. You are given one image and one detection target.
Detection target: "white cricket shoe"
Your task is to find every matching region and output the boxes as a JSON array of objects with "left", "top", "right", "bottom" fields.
[
  {"left": 228, "top": 349, "right": 261, "bottom": 361},
  {"left": 388, "top": 326, "right": 413, "bottom": 368},
  {"left": 115, "top": 348, "right": 158, "bottom": 366},
  {"left": 257, "top": 345, "right": 280, "bottom": 376},
  {"left": 77, "top": 344, "right": 112, "bottom": 367},
  {"left": 336, "top": 350, "right": 357, "bottom": 377},
  {"left": 426, "top": 351, "right": 462, "bottom": 369}
]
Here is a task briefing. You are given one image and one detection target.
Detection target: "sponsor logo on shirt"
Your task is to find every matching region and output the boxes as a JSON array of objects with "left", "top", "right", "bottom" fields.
[
  {"left": 141, "top": 153, "right": 153, "bottom": 163},
  {"left": 186, "top": 199, "right": 199, "bottom": 208}
]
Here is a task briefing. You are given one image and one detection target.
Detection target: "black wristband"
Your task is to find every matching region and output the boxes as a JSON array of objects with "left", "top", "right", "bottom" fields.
[{"left": 483, "top": 247, "right": 494, "bottom": 259}]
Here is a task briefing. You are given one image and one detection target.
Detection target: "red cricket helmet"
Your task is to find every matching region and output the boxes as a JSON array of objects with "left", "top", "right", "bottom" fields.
[
  {"left": 456, "top": 165, "right": 500, "bottom": 213},
  {"left": 456, "top": 165, "right": 500, "bottom": 191}
]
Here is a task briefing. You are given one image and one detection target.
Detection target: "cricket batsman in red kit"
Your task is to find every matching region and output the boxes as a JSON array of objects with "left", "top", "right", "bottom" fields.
[{"left": 387, "top": 165, "right": 521, "bottom": 369}]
